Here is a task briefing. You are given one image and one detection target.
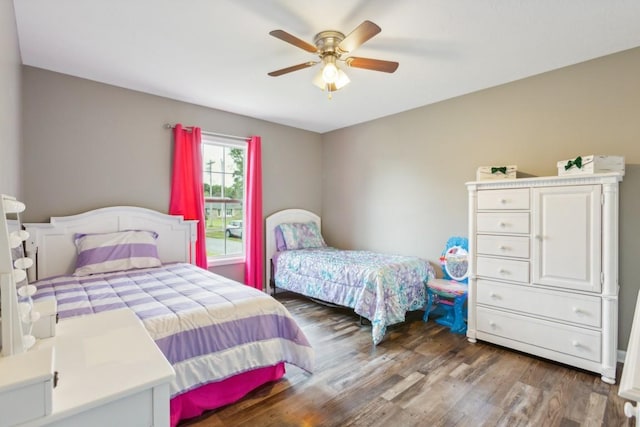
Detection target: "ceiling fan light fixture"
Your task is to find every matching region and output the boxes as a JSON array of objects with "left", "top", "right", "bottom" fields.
[
  {"left": 334, "top": 68, "right": 350, "bottom": 89},
  {"left": 322, "top": 63, "right": 338, "bottom": 83},
  {"left": 313, "top": 66, "right": 350, "bottom": 94},
  {"left": 321, "top": 55, "right": 339, "bottom": 83}
]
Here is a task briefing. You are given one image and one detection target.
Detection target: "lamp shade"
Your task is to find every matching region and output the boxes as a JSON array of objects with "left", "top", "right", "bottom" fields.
[
  {"left": 321, "top": 55, "right": 338, "bottom": 83},
  {"left": 313, "top": 66, "right": 350, "bottom": 92}
]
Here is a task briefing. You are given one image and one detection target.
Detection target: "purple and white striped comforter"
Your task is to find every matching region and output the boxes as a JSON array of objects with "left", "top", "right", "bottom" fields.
[{"left": 33, "top": 263, "right": 314, "bottom": 397}]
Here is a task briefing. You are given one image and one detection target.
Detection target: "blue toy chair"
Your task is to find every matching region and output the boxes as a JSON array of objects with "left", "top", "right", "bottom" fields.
[{"left": 423, "top": 236, "right": 469, "bottom": 334}]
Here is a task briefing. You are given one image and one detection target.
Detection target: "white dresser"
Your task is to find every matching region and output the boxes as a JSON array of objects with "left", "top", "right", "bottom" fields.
[
  {"left": 466, "top": 172, "right": 623, "bottom": 384},
  {"left": 0, "top": 309, "right": 175, "bottom": 426}
]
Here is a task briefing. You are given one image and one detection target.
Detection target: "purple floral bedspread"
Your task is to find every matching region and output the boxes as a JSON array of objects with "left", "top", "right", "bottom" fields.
[{"left": 274, "top": 247, "right": 435, "bottom": 344}]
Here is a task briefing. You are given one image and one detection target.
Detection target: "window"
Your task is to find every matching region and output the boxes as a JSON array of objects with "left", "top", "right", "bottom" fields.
[{"left": 201, "top": 134, "right": 246, "bottom": 264}]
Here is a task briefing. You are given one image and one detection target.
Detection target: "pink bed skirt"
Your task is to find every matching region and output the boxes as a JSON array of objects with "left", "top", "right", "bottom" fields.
[{"left": 170, "top": 363, "right": 286, "bottom": 426}]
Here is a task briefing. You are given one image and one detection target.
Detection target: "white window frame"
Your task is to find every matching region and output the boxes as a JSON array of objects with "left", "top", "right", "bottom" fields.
[{"left": 201, "top": 134, "right": 247, "bottom": 267}]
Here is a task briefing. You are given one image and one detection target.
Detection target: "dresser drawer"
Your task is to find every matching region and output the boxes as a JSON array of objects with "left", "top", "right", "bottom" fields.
[
  {"left": 476, "top": 256, "right": 529, "bottom": 283},
  {"left": 477, "top": 189, "right": 530, "bottom": 210},
  {"left": 477, "top": 279, "right": 601, "bottom": 328},
  {"left": 477, "top": 307, "right": 601, "bottom": 362},
  {"left": 476, "top": 235, "right": 529, "bottom": 259},
  {"left": 477, "top": 212, "right": 529, "bottom": 234}
]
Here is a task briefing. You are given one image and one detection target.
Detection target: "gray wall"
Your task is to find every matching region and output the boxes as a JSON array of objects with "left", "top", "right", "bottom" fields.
[
  {"left": 322, "top": 46, "right": 640, "bottom": 350},
  {"left": 0, "top": 0, "right": 22, "bottom": 196},
  {"left": 21, "top": 67, "right": 323, "bottom": 280}
]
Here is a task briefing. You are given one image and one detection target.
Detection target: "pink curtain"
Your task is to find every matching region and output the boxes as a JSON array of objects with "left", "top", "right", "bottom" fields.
[
  {"left": 169, "top": 124, "right": 208, "bottom": 269},
  {"left": 244, "top": 136, "right": 263, "bottom": 290}
]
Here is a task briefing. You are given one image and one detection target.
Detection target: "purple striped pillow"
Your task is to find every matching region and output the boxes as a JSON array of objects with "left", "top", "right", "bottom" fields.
[{"left": 73, "top": 230, "right": 161, "bottom": 276}]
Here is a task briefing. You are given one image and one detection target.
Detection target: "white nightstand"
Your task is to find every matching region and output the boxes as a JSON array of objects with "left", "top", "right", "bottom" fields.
[{"left": 1, "top": 308, "right": 175, "bottom": 427}]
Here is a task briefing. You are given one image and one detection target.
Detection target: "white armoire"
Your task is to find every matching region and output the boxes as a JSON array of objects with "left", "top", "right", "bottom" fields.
[{"left": 466, "top": 172, "right": 623, "bottom": 384}]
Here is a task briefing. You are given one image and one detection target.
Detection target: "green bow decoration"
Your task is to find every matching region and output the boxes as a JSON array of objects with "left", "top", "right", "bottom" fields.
[
  {"left": 491, "top": 166, "right": 507, "bottom": 174},
  {"left": 564, "top": 156, "right": 583, "bottom": 170}
]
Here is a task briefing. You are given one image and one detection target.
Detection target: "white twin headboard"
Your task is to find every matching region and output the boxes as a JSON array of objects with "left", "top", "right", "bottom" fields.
[{"left": 264, "top": 208, "right": 321, "bottom": 294}]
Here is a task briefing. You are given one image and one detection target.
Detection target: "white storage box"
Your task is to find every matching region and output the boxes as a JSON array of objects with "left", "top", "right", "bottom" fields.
[
  {"left": 476, "top": 165, "right": 517, "bottom": 181},
  {"left": 558, "top": 155, "right": 625, "bottom": 176}
]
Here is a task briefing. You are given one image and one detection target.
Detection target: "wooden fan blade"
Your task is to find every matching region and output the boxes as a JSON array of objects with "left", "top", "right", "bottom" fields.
[
  {"left": 269, "top": 30, "right": 317, "bottom": 53},
  {"left": 268, "top": 61, "right": 318, "bottom": 77},
  {"left": 338, "top": 20, "right": 381, "bottom": 53},
  {"left": 345, "top": 57, "right": 399, "bottom": 73}
]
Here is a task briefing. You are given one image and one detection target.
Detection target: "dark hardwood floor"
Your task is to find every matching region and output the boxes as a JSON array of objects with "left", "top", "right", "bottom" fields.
[{"left": 182, "top": 293, "right": 633, "bottom": 427}]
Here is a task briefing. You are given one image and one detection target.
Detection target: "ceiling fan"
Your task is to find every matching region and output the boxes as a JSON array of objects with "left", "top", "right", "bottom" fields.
[{"left": 268, "top": 20, "right": 399, "bottom": 98}]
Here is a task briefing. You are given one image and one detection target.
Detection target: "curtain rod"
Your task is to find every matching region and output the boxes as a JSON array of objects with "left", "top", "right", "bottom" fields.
[{"left": 164, "top": 123, "right": 248, "bottom": 142}]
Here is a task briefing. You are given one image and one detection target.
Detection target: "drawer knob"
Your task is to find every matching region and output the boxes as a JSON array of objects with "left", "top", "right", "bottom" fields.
[
  {"left": 572, "top": 307, "right": 583, "bottom": 314},
  {"left": 624, "top": 402, "right": 638, "bottom": 419},
  {"left": 489, "top": 292, "right": 497, "bottom": 298},
  {"left": 498, "top": 245, "right": 507, "bottom": 250},
  {"left": 499, "top": 269, "right": 508, "bottom": 275},
  {"left": 500, "top": 199, "right": 507, "bottom": 204},
  {"left": 489, "top": 321, "right": 496, "bottom": 328},
  {"left": 572, "top": 340, "right": 580, "bottom": 347},
  {"left": 499, "top": 222, "right": 507, "bottom": 228}
]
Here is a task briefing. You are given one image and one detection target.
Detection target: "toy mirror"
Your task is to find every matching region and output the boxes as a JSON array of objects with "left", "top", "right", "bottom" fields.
[
  {"left": 440, "top": 236, "right": 469, "bottom": 283},
  {"left": 443, "top": 246, "right": 469, "bottom": 281}
]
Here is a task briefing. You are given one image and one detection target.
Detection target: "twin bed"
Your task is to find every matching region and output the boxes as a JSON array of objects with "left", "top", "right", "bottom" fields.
[
  {"left": 25, "top": 206, "right": 313, "bottom": 426},
  {"left": 265, "top": 209, "right": 435, "bottom": 345}
]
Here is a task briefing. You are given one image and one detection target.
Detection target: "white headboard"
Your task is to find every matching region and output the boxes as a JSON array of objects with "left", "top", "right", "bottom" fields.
[
  {"left": 264, "top": 208, "right": 321, "bottom": 294},
  {"left": 24, "top": 206, "right": 197, "bottom": 280}
]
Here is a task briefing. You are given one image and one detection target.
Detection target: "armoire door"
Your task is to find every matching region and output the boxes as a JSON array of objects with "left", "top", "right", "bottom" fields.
[{"left": 532, "top": 185, "right": 602, "bottom": 292}]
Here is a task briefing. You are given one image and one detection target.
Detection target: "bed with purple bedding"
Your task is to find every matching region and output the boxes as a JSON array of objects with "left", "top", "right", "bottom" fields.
[
  {"left": 265, "top": 209, "right": 435, "bottom": 345},
  {"left": 24, "top": 206, "right": 314, "bottom": 426}
]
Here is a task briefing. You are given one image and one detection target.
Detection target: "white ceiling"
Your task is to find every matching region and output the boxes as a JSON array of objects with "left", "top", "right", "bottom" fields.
[{"left": 12, "top": 0, "right": 640, "bottom": 134}]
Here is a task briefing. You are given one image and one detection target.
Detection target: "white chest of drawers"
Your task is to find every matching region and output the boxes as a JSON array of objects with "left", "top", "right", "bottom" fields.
[{"left": 466, "top": 173, "right": 623, "bottom": 384}]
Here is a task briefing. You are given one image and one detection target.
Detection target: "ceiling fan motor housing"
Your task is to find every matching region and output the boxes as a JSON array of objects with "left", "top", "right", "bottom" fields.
[{"left": 314, "top": 31, "right": 346, "bottom": 59}]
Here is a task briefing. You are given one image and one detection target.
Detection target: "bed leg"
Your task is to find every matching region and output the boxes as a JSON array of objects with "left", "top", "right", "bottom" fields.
[
  {"left": 270, "top": 260, "right": 276, "bottom": 297},
  {"left": 359, "top": 316, "right": 371, "bottom": 326}
]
